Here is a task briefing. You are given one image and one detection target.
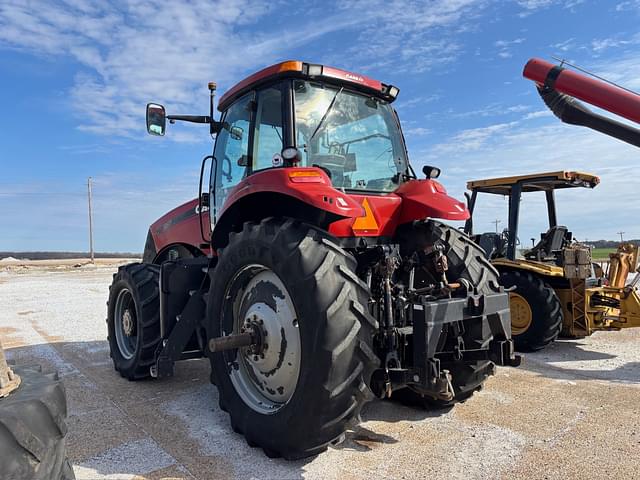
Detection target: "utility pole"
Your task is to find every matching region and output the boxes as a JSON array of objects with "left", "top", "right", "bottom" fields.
[
  {"left": 617, "top": 231, "right": 625, "bottom": 243},
  {"left": 87, "top": 177, "right": 94, "bottom": 263},
  {"left": 491, "top": 219, "right": 501, "bottom": 233}
]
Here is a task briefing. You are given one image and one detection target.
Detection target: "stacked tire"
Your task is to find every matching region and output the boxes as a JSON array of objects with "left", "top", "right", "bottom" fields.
[{"left": 0, "top": 365, "right": 75, "bottom": 479}]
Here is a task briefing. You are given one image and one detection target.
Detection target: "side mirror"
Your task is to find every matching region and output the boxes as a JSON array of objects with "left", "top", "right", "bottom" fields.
[
  {"left": 146, "top": 103, "right": 166, "bottom": 136},
  {"left": 422, "top": 165, "right": 441, "bottom": 179}
]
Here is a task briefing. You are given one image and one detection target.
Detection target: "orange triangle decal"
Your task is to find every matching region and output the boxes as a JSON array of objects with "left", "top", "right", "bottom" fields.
[{"left": 352, "top": 198, "right": 379, "bottom": 232}]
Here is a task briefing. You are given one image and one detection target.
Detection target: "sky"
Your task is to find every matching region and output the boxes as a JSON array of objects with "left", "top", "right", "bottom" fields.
[{"left": 0, "top": 0, "right": 639, "bottom": 252}]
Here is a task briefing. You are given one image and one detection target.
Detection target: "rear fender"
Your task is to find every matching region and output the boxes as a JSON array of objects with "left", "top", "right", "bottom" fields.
[
  {"left": 212, "top": 168, "right": 364, "bottom": 248},
  {"left": 148, "top": 199, "right": 212, "bottom": 262},
  {"left": 395, "top": 179, "right": 469, "bottom": 224}
]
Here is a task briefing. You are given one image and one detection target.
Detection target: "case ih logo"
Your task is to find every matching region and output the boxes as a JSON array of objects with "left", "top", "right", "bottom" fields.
[{"left": 346, "top": 73, "right": 364, "bottom": 82}]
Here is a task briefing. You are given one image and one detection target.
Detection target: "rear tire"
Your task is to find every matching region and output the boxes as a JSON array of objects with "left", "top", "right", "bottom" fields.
[
  {"left": 206, "top": 218, "right": 378, "bottom": 460},
  {"left": 500, "top": 270, "right": 562, "bottom": 352},
  {"left": 107, "top": 263, "right": 161, "bottom": 380},
  {"left": 394, "top": 220, "right": 502, "bottom": 408},
  {"left": 0, "top": 366, "right": 75, "bottom": 480}
]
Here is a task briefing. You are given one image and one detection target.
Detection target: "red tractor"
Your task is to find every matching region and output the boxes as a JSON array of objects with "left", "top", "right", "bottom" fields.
[{"left": 107, "top": 61, "right": 519, "bottom": 459}]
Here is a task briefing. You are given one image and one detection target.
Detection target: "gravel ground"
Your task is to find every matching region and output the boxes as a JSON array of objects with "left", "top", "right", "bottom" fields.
[{"left": 1, "top": 263, "right": 639, "bottom": 480}]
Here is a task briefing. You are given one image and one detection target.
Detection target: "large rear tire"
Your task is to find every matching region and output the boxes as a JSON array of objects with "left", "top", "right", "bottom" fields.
[
  {"left": 394, "top": 220, "right": 503, "bottom": 408},
  {"left": 206, "top": 218, "right": 378, "bottom": 460},
  {"left": 107, "top": 263, "right": 161, "bottom": 380},
  {"left": 500, "top": 270, "right": 562, "bottom": 352},
  {"left": 0, "top": 366, "right": 75, "bottom": 480}
]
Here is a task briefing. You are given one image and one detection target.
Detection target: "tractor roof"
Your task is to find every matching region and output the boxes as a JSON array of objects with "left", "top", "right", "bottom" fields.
[
  {"left": 466, "top": 170, "right": 600, "bottom": 195},
  {"left": 218, "top": 61, "right": 398, "bottom": 111}
]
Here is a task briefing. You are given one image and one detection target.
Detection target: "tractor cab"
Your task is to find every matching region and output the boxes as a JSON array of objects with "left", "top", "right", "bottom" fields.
[
  {"left": 144, "top": 60, "right": 468, "bottom": 252},
  {"left": 464, "top": 171, "right": 600, "bottom": 264}
]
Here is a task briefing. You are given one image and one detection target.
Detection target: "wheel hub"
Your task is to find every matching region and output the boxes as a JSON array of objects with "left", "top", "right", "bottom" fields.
[
  {"left": 226, "top": 266, "right": 301, "bottom": 414},
  {"left": 122, "top": 309, "right": 135, "bottom": 337},
  {"left": 114, "top": 288, "right": 138, "bottom": 360},
  {"left": 509, "top": 292, "right": 533, "bottom": 336}
]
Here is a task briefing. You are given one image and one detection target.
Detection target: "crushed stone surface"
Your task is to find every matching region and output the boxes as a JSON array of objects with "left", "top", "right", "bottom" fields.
[{"left": 0, "top": 266, "right": 638, "bottom": 479}]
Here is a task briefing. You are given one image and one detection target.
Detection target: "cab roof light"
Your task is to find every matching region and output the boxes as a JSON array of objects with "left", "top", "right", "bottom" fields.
[
  {"left": 382, "top": 84, "right": 400, "bottom": 99},
  {"left": 305, "top": 63, "right": 323, "bottom": 76}
]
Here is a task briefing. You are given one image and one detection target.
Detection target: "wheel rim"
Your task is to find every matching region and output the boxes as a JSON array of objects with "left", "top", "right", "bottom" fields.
[
  {"left": 223, "top": 264, "right": 301, "bottom": 414},
  {"left": 114, "top": 288, "right": 138, "bottom": 360},
  {"left": 509, "top": 292, "right": 533, "bottom": 336}
]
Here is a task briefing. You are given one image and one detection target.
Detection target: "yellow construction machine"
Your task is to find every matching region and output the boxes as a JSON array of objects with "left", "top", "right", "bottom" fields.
[{"left": 465, "top": 170, "right": 640, "bottom": 351}]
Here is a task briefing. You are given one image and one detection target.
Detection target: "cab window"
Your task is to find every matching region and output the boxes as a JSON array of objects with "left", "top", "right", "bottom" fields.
[
  {"left": 252, "top": 85, "right": 283, "bottom": 171},
  {"left": 212, "top": 93, "right": 253, "bottom": 215}
]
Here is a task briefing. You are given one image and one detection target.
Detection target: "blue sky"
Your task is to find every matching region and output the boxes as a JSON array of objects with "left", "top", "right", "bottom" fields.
[{"left": 1, "top": 0, "right": 639, "bottom": 252}]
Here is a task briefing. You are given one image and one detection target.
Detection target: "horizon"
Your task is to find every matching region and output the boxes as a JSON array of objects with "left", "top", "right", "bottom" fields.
[{"left": 1, "top": 1, "right": 639, "bottom": 251}]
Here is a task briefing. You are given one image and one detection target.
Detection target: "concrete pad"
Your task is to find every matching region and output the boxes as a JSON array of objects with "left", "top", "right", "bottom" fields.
[{"left": 1, "top": 267, "right": 639, "bottom": 479}]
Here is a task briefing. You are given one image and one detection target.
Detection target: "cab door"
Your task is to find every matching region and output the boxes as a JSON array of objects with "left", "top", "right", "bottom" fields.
[
  {"left": 209, "top": 83, "right": 286, "bottom": 234},
  {"left": 209, "top": 92, "right": 254, "bottom": 232}
]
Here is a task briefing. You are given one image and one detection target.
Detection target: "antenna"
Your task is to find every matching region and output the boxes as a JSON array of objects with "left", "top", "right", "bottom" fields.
[{"left": 208, "top": 82, "right": 217, "bottom": 136}]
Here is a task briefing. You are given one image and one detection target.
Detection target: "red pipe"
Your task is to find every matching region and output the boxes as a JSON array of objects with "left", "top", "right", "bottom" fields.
[{"left": 523, "top": 58, "right": 640, "bottom": 124}]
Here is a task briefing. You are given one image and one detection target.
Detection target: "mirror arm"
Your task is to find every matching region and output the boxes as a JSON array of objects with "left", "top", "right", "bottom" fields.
[
  {"left": 211, "top": 121, "right": 223, "bottom": 134},
  {"left": 166, "top": 115, "right": 211, "bottom": 124}
]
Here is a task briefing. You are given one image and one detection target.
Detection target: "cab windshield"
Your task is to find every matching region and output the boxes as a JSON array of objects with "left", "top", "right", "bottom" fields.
[{"left": 293, "top": 80, "right": 410, "bottom": 193}]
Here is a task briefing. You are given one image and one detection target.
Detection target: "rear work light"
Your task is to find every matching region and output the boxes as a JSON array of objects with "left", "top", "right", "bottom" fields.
[{"left": 288, "top": 170, "right": 326, "bottom": 183}]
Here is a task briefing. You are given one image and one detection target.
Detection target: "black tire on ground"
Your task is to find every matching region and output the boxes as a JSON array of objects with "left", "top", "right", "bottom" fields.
[
  {"left": 206, "top": 218, "right": 379, "bottom": 460},
  {"left": 500, "top": 269, "right": 562, "bottom": 352},
  {"left": 394, "top": 220, "right": 503, "bottom": 408},
  {"left": 107, "top": 263, "right": 161, "bottom": 380},
  {"left": 0, "top": 366, "right": 75, "bottom": 480}
]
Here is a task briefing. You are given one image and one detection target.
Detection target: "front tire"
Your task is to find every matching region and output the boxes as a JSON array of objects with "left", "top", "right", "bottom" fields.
[
  {"left": 500, "top": 270, "right": 562, "bottom": 352},
  {"left": 107, "top": 263, "right": 161, "bottom": 380},
  {"left": 206, "top": 218, "right": 378, "bottom": 460}
]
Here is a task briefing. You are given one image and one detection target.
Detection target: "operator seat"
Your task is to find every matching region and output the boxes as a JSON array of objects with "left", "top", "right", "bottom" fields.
[
  {"left": 476, "top": 232, "right": 506, "bottom": 259},
  {"left": 525, "top": 226, "right": 570, "bottom": 262}
]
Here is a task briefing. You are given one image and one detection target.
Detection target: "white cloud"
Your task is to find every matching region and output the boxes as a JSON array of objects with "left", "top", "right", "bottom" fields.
[
  {"left": 0, "top": 0, "right": 489, "bottom": 138},
  {"left": 523, "top": 110, "right": 553, "bottom": 120},
  {"left": 396, "top": 94, "right": 441, "bottom": 110},
  {"left": 616, "top": 0, "right": 640, "bottom": 11},
  {"left": 494, "top": 38, "right": 525, "bottom": 59},
  {"left": 552, "top": 38, "right": 576, "bottom": 52},
  {"left": 592, "top": 37, "right": 632, "bottom": 53},
  {"left": 429, "top": 122, "right": 518, "bottom": 154},
  {"left": 591, "top": 52, "right": 640, "bottom": 91},
  {"left": 494, "top": 38, "right": 525, "bottom": 48},
  {"left": 404, "top": 127, "right": 432, "bottom": 136},
  {"left": 517, "top": 0, "right": 584, "bottom": 17},
  {"left": 451, "top": 104, "right": 530, "bottom": 119}
]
